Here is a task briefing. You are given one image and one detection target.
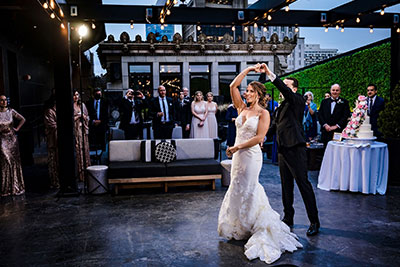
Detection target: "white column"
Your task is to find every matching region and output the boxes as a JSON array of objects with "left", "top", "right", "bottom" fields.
[
  {"left": 153, "top": 61, "right": 160, "bottom": 96},
  {"left": 240, "top": 61, "right": 247, "bottom": 93},
  {"left": 121, "top": 60, "right": 129, "bottom": 89},
  {"left": 211, "top": 61, "right": 218, "bottom": 95},
  {"left": 182, "top": 61, "right": 190, "bottom": 93}
]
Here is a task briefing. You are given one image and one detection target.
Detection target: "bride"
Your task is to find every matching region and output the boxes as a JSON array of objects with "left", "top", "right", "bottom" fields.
[{"left": 218, "top": 64, "right": 302, "bottom": 264}]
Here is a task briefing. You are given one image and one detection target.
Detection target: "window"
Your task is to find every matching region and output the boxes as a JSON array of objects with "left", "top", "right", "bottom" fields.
[
  {"left": 190, "top": 63, "right": 211, "bottom": 97},
  {"left": 128, "top": 63, "right": 153, "bottom": 97},
  {"left": 160, "top": 64, "right": 182, "bottom": 97},
  {"left": 218, "top": 63, "right": 238, "bottom": 103},
  {"left": 246, "top": 62, "right": 262, "bottom": 84}
]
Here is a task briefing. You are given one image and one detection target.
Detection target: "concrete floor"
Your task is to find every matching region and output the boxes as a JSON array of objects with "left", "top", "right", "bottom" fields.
[{"left": 1, "top": 163, "right": 399, "bottom": 267}]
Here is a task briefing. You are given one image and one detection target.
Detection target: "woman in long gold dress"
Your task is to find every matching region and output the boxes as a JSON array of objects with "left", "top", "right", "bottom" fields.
[
  {"left": 0, "top": 95, "right": 26, "bottom": 196},
  {"left": 73, "top": 91, "right": 90, "bottom": 182}
]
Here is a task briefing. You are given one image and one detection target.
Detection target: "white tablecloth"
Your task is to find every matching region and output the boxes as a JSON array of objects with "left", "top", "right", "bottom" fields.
[{"left": 317, "top": 141, "right": 388, "bottom": 195}]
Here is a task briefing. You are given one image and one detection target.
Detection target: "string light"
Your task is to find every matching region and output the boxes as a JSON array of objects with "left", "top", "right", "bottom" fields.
[
  {"left": 254, "top": 22, "right": 258, "bottom": 28},
  {"left": 380, "top": 8, "right": 385, "bottom": 15},
  {"left": 263, "top": 26, "right": 267, "bottom": 32},
  {"left": 160, "top": 18, "right": 165, "bottom": 24},
  {"left": 267, "top": 14, "right": 272, "bottom": 21},
  {"left": 166, "top": 9, "right": 171, "bottom": 15},
  {"left": 42, "top": 2, "right": 48, "bottom": 9},
  {"left": 232, "top": 25, "right": 235, "bottom": 31},
  {"left": 50, "top": 12, "right": 55, "bottom": 19},
  {"left": 244, "top": 26, "right": 248, "bottom": 32},
  {"left": 59, "top": 8, "right": 64, "bottom": 17},
  {"left": 161, "top": 24, "right": 165, "bottom": 30},
  {"left": 397, "top": 28, "right": 400, "bottom": 33},
  {"left": 336, "top": 25, "right": 339, "bottom": 30},
  {"left": 173, "top": 0, "right": 178, "bottom": 4},
  {"left": 341, "top": 26, "right": 344, "bottom": 32},
  {"left": 294, "top": 26, "right": 299, "bottom": 33},
  {"left": 285, "top": 5, "right": 289, "bottom": 12},
  {"left": 369, "top": 26, "right": 373, "bottom": 33},
  {"left": 130, "top": 22, "right": 134, "bottom": 29},
  {"left": 197, "top": 25, "right": 201, "bottom": 31},
  {"left": 50, "top": 0, "right": 55, "bottom": 9},
  {"left": 325, "top": 27, "right": 328, "bottom": 32},
  {"left": 60, "top": 23, "right": 65, "bottom": 29},
  {"left": 91, "top": 22, "right": 96, "bottom": 29},
  {"left": 356, "top": 17, "right": 360, "bottom": 23}
]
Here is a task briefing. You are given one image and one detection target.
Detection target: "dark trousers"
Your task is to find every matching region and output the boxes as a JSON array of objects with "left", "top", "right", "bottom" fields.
[
  {"left": 154, "top": 122, "right": 173, "bottom": 139},
  {"left": 89, "top": 125, "right": 106, "bottom": 150},
  {"left": 124, "top": 124, "right": 142, "bottom": 140},
  {"left": 278, "top": 145, "right": 319, "bottom": 224}
]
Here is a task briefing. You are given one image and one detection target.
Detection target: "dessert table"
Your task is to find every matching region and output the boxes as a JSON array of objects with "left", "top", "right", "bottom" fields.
[{"left": 317, "top": 141, "right": 388, "bottom": 195}]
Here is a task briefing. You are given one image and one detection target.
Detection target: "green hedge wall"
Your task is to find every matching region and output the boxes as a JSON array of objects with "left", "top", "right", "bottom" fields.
[{"left": 265, "top": 42, "right": 391, "bottom": 108}]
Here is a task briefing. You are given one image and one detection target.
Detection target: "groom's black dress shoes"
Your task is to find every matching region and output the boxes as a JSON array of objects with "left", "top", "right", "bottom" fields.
[
  {"left": 306, "top": 222, "right": 320, "bottom": 236},
  {"left": 282, "top": 218, "right": 294, "bottom": 228}
]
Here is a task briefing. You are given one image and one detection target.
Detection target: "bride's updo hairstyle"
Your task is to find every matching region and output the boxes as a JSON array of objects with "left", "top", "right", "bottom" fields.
[{"left": 249, "top": 81, "right": 268, "bottom": 108}]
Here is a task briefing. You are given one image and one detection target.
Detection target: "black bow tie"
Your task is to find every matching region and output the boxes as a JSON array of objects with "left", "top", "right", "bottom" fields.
[{"left": 331, "top": 98, "right": 338, "bottom": 103}]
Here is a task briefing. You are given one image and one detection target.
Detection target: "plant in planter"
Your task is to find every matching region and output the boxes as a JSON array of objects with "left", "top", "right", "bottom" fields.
[{"left": 378, "top": 82, "right": 400, "bottom": 185}]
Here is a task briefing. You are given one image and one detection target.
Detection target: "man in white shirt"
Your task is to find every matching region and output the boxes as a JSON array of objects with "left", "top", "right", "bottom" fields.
[
  {"left": 119, "top": 89, "right": 146, "bottom": 140},
  {"left": 149, "top": 86, "right": 175, "bottom": 139},
  {"left": 366, "top": 83, "right": 385, "bottom": 138}
]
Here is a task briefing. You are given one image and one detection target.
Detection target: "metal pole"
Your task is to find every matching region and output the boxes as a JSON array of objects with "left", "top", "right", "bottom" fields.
[{"left": 78, "top": 37, "right": 88, "bottom": 193}]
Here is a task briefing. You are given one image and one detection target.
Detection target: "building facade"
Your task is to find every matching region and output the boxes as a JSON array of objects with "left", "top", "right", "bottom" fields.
[
  {"left": 304, "top": 44, "right": 339, "bottom": 66},
  {"left": 97, "top": 31, "right": 296, "bottom": 104}
]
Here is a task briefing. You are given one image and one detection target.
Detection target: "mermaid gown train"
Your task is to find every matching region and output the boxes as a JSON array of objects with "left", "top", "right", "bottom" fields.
[{"left": 218, "top": 113, "right": 302, "bottom": 264}]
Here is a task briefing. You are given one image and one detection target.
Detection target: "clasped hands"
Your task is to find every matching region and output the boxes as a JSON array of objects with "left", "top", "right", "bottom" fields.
[
  {"left": 324, "top": 125, "right": 338, "bottom": 132},
  {"left": 250, "top": 63, "right": 270, "bottom": 75},
  {"left": 226, "top": 146, "right": 240, "bottom": 157}
]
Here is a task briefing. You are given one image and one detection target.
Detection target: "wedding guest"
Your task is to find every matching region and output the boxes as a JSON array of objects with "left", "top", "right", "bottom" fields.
[
  {"left": 86, "top": 88, "right": 109, "bottom": 150},
  {"left": 73, "top": 91, "right": 90, "bottom": 182},
  {"left": 324, "top": 91, "right": 331, "bottom": 99},
  {"left": 366, "top": 83, "right": 385, "bottom": 138},
  {"left": 318, "top": 84, "right": 350, "bottom": 146},
  {"left": 206, "top": 92, "right": 218, "bottom": 138},
  {"left": 190, "top": 91, "right": 209, "bottom": 138},
  {"left": 0, "top": 95, "right": 26, "bottom": 196},
  {"left": 44, "top": 95, "right": 59, "bottom": 188},
  {"left": 183, "top": 87, "right": 192, "bottom": 101},
  {"left": 174, "top": 91, "right": 191, "bottom": 138},
  {"left": 303, "top": 91, "right": 318, "bottom": 140},
  {"left": 120, "top": 89, "right": 146, "bottom": 139},
  {"left": 225, "top": 104, "right": 238, "bottom": 147},
  {"left": 149, "top": 85, "right": 174, "bottom": 139},
  {"left": 266, "top": 93, "right": 278, "bottom": 114}
]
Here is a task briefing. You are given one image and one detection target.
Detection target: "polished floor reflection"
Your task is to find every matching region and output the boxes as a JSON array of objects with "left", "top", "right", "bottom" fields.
[{"left": 1, "top": 163, "right": 399, "bottom": 266}]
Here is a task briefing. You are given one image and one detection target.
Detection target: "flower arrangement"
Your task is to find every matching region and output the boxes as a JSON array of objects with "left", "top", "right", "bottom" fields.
[{"left": 342, "top": 95, "right": 368, "bottom": 138}]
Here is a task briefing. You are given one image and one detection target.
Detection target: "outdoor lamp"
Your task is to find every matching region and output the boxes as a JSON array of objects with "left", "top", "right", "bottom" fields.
[{"left": 78, "top": 24, "right": 88, "bottom": 38}]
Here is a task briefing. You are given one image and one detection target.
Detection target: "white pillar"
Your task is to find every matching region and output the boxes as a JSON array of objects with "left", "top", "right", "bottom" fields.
[
  {"left": 121, "top": 61, "right": 129, "bottom": 89},
  {"left": 240, "top": 61, "right": 247, "bottom": 93},
  {"left": 182, "top": 61, "right": 190, "bottom": 93},
  {"left": 211, "top": 61, "right": 218, "bottom": 96},
  {"left": 153, "top": 61, "right": 160, "bottom": 96}
]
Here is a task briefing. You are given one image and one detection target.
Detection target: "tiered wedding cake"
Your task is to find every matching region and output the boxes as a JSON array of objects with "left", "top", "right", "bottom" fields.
[
  {"left": 342, "top": 95, "right": 375, "bottom": 140},
  {"left": 357, "top": 115, "right": 374, "bottom": 138}
]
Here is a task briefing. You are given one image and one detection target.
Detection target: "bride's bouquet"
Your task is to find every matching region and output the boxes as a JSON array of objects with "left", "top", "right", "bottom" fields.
[{"left": 342, "top": 95, "right": 368, "bottom": 138}]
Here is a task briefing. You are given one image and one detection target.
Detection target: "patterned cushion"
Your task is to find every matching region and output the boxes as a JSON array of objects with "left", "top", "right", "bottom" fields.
[{"left": 154, "top": 142, "right": 177, "bottom": 163}]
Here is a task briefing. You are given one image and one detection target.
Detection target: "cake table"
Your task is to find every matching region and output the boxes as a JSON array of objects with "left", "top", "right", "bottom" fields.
[{"left": 317, "top": 140, "right": 388, "bottom": 195}]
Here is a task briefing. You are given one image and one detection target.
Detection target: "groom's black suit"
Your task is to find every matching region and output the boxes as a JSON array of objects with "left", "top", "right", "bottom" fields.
[{"left": 271, "top": 77, "right": 319, "bottom": 225}]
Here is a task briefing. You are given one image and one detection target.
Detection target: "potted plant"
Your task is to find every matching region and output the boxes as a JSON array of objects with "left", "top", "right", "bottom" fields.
[{"left": 378, "top": 82, "right": 400, "bottom": 185}]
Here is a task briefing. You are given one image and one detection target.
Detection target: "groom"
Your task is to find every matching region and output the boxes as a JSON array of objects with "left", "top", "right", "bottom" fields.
[{"left": 259, "top": 63, "right": 320, "bottom": 236}]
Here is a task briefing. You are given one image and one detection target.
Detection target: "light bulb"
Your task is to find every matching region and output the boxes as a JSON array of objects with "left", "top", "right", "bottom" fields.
[
  {"left": 232, "top": 25, "right": 235, "bottom": 31},
  {"left": 356, "top": 17, "right": 360, "bottom": 23},
  {"left": 263, "top": 26, "right": 267, "bottom": 32},
  {"left": 130, "top": 23, "right": 134, "bottom": 29},
  {"left": 50, "top": 13, "right": 55, "bottom": 19},
  {"left": 50, "top": 0, "right": 55, "bottom": 9},
  {"left": 285, "top": 5, "right": 289, "bottom": 12},
  {"left": 397, "top": 28, "right": 400, "bottom": 33},
  {"left": 325, "top": 27, "right": 328, "bottom": 32},
  {"left": 92, "top": 23, "right": 96, "bottom": 29},
  {"left": 160, "top": 18, "right": 165, "bottom": 24},
  {"left": 254, "top": 23, "right": 258, "bottom": 28},
  {"left": 174, "top": 0, "right": 178, "bottom": 4},
  {"left": 369, "top": 27, "right": 373, "bottom": 33},
  {"left": 161, "top": 25, "right": 165, "bottom": 30},
  {"left": 43, "top": 2, "right": 48, "bottom": 9},
  {"left": 78, "top": 25, "right": 88, "bottom": 37},
  {"left": 166, "top": 9, "right": 171, "bottom": 15},
  {"left": 380, "top": 9, "right": 384, "bottom": 15},
  {"left": 336, "top": 25, "right": 339, "bottom": 30},
  {"left": 60, "top": 23, "right": 65, "bottom": 29},
  {"left": 341, "top": 27, "right": 344, "bottom": 32},
  {"left": 294, "top": 27, "right": 299, "bottom": 33},
  {"left": 244, "top": 26, "right": 248, "bottom": 32},
  {"left": 267, "top": 14, "right": 272, "bottom": 21},
  {"left": 197, "top": 25, "right": 201, "bottom": 31}
]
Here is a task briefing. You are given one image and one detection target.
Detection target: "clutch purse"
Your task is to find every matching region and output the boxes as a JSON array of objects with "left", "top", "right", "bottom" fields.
[{"left": 198, "top": 123, "right": 204, "bottom": 127}]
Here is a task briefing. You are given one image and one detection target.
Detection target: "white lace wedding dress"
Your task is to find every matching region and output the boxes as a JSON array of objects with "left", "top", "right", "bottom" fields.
[{"left": 218, "top": 113, "right": 302, "bottom": 264}]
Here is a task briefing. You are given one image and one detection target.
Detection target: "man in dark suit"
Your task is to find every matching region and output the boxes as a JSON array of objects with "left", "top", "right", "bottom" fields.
[
  {"left": 367, "top": 83, "right": 385, "bottom": 139},
  {"left": 149, "top": 85, "right": 175, "bottom": 139},
  {"left": 119, "top": 89, "right": 147, "bottom": 140},
  {"left": 260, "top": 63, "right": 320, "bottom": 236},
  {"left": 86, "top": 88, "right": 109, "bottom": 150},
  {"left": 174, "top": 91, "right": 191, "bottom": 138},
  {"left": 318, "top": 84, "right": 350, "bottom": 146}
]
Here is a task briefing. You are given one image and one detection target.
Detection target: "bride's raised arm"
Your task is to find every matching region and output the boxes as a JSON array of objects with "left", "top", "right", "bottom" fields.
[{"left": 230, "top": 65, "right": 258, "bottom": 113}]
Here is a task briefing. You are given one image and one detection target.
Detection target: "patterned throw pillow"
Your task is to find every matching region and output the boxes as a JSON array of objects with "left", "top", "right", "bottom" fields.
[{"left": 154, "top": 141, "right": 176, "bottom": 163}]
